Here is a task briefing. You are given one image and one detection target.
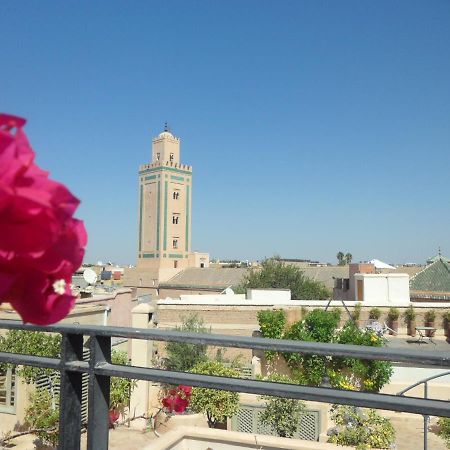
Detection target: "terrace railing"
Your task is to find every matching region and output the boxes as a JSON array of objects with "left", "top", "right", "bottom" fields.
[
  {"left": 398, "top": 370, "right": 450, "bottom": 450},
  {"left": 0, "top": 319, "right": 449, "bottom": 450}
]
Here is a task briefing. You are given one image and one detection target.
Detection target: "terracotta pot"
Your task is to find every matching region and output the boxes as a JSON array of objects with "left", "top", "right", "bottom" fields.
[
  {"left": 389, "top": 320, "right": 398, "bottom": 335},
  {"left": 425, "top": 321, "right": 435, "bottom": 337},
  {"left": 407, "top": 320, "right": 416, "bottom": 337}
]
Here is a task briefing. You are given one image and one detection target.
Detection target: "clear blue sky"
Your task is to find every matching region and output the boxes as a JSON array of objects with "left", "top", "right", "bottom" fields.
[{"left": 2, "top": 1, "right": 449, "bottom": 265}]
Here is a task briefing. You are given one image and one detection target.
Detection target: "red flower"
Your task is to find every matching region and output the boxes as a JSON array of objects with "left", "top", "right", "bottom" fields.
[
  {"left": 178, "top": 385, "right": 192, "bottom": 397},
  {"left": 0, "top": 113, "right": 87, "bottom": 325},
  {"left": 162, "top": 385, "right": 192, "bottom": 414}
]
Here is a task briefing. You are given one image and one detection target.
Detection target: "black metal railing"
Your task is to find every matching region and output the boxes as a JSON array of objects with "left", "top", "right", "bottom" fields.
[
  {"left": 0, "top": 319, "right": 449, "bottom": 450},
  {"left": 398, "top": 370, "right": 450, "bottom": 450}
]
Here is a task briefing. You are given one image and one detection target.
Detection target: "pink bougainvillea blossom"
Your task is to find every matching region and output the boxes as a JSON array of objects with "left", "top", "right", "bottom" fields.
[
  {"left": 0, "top": 113, "right": 87, "bottom": 325},
  {"left": 162, "top": 385, "right": 192, "bottom": 414}
]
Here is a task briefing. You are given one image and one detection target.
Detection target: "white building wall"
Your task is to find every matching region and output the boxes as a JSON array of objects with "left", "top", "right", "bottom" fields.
[
  {"left": 354, "top": 274, "right": 410, "bottom": 306},
  {"left": 247, "top": 289, "right": 291, "bottom": 301}
]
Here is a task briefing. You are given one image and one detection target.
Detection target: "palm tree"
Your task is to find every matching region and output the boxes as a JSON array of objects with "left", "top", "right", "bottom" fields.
[
  {"left": 344, "top": 253, "right": 353, "bottom": 264},
  {"left": 337, "top": 252, "right": 345, "bottom": 266}
]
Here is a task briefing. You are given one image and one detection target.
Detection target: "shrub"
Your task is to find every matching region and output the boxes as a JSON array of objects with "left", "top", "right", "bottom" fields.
[
  {"left": 425, "top": 310, "right": 436, "bottom": 322},
  {"left": 443, "top": 311, "right": 450, "bottom": 321},
  {"left": 189, "top": 361, "right": 240, "bottom": 428},
  {"left": 238, "top": 258, "right": 331, "bottom": 300},
  {"left": 110, "top": 350, "right": 136, "bottom": 411},
  {"left": 331, "top": 307, "right": 342, "bottom": 324},
  {"left": 260, "top": 310, "right": 393, "bottom": 392},
  {"left": 259, "top": 375, "right": 305, "bottom": 438},
  {"left": 25, "top": 389, "right": 59, "bottom": 448},
  {"left": 438, "top": 417, "right": 450, "bottom": 448},
  {"left": 303, "top": 309, "right": 340, "bottom": 343},
  {"left": 328, "top": 405, "right": 395, "bottom": 449},
  {"left": 387, "top": 307, "right": 399, "bottom": 321},
  {"left": 369, "top": 308, "right": 381, "bottom": 320},
  {"left": 301, "top": 306, "right": 308, "bottom": 318},
  {"left": 283, "top": 310, "right": 340, "bottom": 386},
  {"left": 403, "top": 305, "right": 416, "bottom": 323},
  {"left": 333, "top": 322, "right": 393, "bottom": 392},
  {"left": 257, "top": 309, "right": 287, "bottom": 360},
  {"left": 165, "top": 314, "right": 209, "bottom": 372}
]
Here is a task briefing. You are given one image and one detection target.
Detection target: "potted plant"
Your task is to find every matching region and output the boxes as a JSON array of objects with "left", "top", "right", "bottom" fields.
[
  {"left": 369, "top": 308, "right": 381, "bottom": 321},
  {"left": 425, "top": 310, "right": 436, "bottom": 337},
  {"left": 403, "top": 306, "right": 416, "bottom": 337},
  {"left": 353, "top": 302, "right": 362, "bottom": 324},
  {"left": 387, "top": 308, "right": 399, "bottom": 335},
  {"left": 442, "top": 311, "right": 450, "bottom": 338}
]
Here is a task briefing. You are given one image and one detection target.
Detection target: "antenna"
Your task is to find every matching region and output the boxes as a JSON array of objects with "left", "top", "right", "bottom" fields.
[{"left": 220, "top": 285, "right": 235, "bottom": 295}]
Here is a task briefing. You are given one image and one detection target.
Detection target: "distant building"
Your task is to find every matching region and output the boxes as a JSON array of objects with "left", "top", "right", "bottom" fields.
[
  {"left": 123, "top": 126, "right": 209, "bottom": 295},
  {"left": 333, "top": 263, "right": 410, "bottom": 306},
  {"left": 410, "top": 253, "right": 450, "bottom": 302},
  {"left": 158, "top": 267, "right": 248, "bottom": 297}
]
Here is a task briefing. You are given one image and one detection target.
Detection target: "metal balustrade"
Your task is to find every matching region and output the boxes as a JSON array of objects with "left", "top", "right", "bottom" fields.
[{"left": 0, "top": 319, "right": 449, "bottom": 450}]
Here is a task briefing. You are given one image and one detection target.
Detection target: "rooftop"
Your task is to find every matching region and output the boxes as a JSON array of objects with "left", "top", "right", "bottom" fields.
[
  {"left": 159, "top": 267, "right": 248, "bottom": 290},
  {"left": 410, "top": 256, "right": 450, "bottom": 294}
]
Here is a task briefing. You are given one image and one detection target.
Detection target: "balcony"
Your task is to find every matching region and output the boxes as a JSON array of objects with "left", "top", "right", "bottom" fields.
[{"left": 0, "top": 319, "right": 449, "bottom": 450}]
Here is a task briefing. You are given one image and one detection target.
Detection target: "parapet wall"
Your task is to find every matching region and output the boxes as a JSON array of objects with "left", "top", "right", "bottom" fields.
[{"left": 156, "top": 299, "right": 450, "bottom": 361}]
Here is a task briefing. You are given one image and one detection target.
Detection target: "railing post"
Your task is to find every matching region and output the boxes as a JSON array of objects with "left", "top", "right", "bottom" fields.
[
  {"left": 59, "top": 333, "right": 84, "bottom": 450},
  {"left": 87, "top": 335, "right": 111, "bottom": 450}
]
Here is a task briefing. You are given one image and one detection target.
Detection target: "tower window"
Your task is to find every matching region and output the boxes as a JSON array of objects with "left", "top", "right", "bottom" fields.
[
  {"left": 156, "top": 152, "right": 160, "bottom": 161},
  {"left": 173, "top": 191, "right": 179, "bottom": 200},
  {"left": 169, "top": 153, "right": 174, "bottom": 162},
  {"left": 173, "top": 239, "right": 178, "bottom": 249},
  {"left": 172, "top": 215, "right": 179, "bottom": 225},
  {"left": 174, "top": 260, "right": 178, "bottom": 268}
]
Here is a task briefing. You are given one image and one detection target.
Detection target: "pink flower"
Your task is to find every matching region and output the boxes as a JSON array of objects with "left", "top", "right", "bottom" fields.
[
  {"left": 178, "top": 385, "right": 192, "bottom": 397},
  {"left": 0, "top": 113, "right": 87, "bottom": 325},
  {"left": 161, "top": 385, "right": 192, "bottom": 414}
]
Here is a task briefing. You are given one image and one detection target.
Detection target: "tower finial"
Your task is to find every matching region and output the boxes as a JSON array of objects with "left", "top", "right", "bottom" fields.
[
  {"left": 438, "top": 246, "right": 442, "bottom": 257},
  {"left": 164, "top": 121, "right": 169, "bottom": 132}
]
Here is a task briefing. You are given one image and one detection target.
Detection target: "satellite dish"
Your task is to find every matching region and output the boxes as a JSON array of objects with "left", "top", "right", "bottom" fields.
[
  {"left": 225, "top": 287, "right": 234, "bottom": 295},
  {"left": 83, "top": 268, "right": 98, "bottom": 285}
]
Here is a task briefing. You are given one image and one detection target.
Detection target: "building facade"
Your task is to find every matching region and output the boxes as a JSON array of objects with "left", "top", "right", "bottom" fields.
[{"left": 137, "top": 128, "right": 193, "bottom": 270}]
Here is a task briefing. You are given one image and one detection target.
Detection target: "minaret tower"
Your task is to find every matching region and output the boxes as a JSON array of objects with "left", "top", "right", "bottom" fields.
[{"left": 137, "top": 125, "right": 192, "bottom": 269}]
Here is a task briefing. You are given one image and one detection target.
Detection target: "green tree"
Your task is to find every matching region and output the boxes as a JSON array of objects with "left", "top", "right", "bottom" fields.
[
  {"left": 189, "top": 361, "right": 240, "bottom": 428},
  {"left": 0, "top": 330, "right": 61, "bottom": 382},
  {"left": 165, "top": 314, "right": 209, "bottom": 372},
  {"left": 337, "top": 252, "right": 352, "bottom": 265},
  {"left": 238, "top": 258, "right": 330, "bottom": 300},
  {"left": 337, "top": 251, "right": 345, "bottom": 266},
  {"left": 344, "top": 253, "right": 353, "bottom": 264},
  {"left": 259, "top": 374, "right": 305, "bottom": 438}
]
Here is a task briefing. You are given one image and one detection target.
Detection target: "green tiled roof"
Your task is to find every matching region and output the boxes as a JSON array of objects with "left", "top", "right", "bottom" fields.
[
  {"left": 410, "top": 257, "right": 450, "bottom": 292},
  {"left": 426, "top": 254, "right": 450, "bottom": 264}
]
